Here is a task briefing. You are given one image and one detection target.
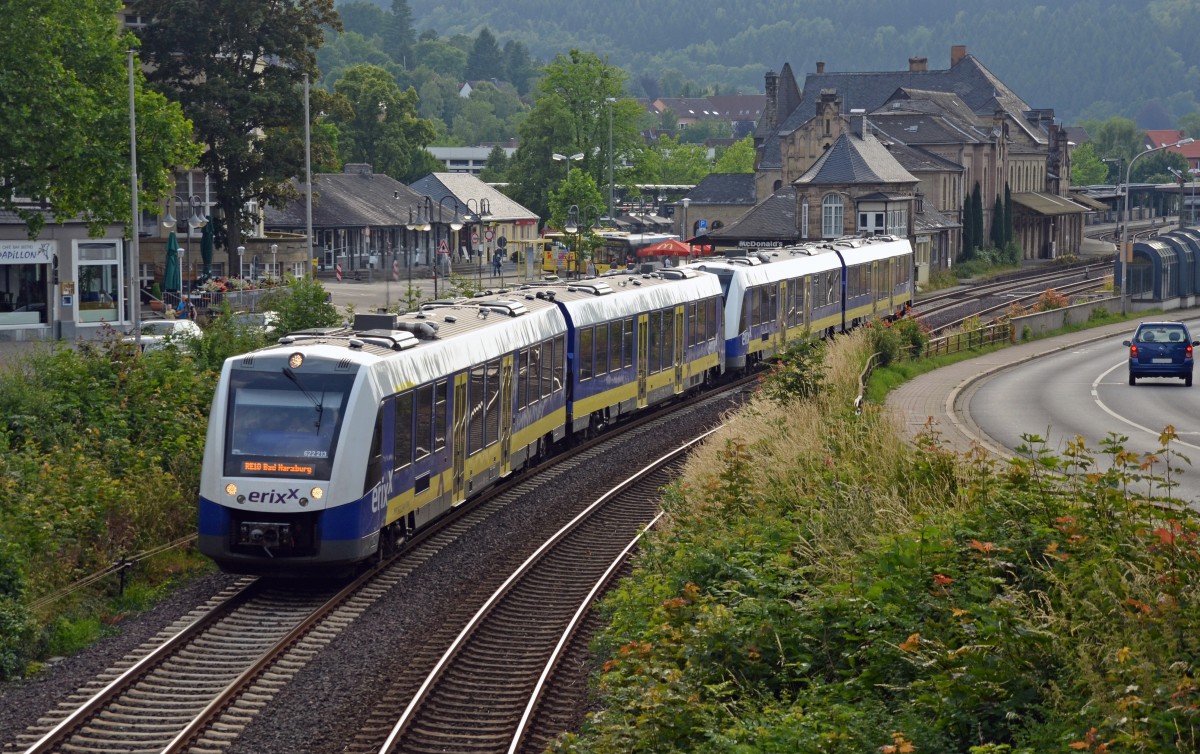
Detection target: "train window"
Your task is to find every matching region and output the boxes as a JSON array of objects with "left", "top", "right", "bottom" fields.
[
  {"left": 553, "top": 335, "right": 565, "bottom": 393},
  {"left": 434, "top": 380, "right": 447, "bottom": 452},
  {"left": 580, "top": 326, "right": 593, "bottom": 381},
  {"left": 364, "top": 411, "right": 383, "bottom": 495},
  {"left": 740, "top": 292, "right": 750, "bottom": 333},
  {"left": 649, "top": 311, "right": 661, "bottom": 373},
  {"left": 595, "top": 322, "right": 609, "bottom": 375},
  {"left": 769, "top": 285, "right": 778, "bottom": 323},
  {"left": 485, "top": 359, "right": 499, "bottom": 447},
  {"left": 663, "top": 310, "right": 675, "bottom": 367},
  {"left": 686, "top": 303, "right": 696, "bottom": 346},
  {"left": 516, "top": 349, "right": 527, "bottom": 408},
  {"left": 622, "top": 318, "right": 634, "bottom": 368},
  {"left": 414, "top": 384, "right": 433, "bottom": 461},
  {"left": 468, "top": 365, "right": 485, "bottom": 455},
  {"left": 609, "top": 321, "right": 622, "bottom": 372},
  {"left": 707, "top": 298, "right": 717, "bottom": 341},
  {"left": 395, "top": 391, "right": 413, "bottom": 469},
  {"left": 529, "top": 344, "right": 542, "bottom": 402},
  {"left": 539, "top": 340, "right": 551, "bottom": 399}
]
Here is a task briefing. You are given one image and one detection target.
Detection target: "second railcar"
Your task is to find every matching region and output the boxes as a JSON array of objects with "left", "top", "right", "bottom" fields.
[{"left": 688, "top": 236, "right": 913, "bottom": 370}]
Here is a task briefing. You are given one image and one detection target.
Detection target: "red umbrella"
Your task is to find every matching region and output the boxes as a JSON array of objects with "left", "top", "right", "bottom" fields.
[{"left": 637, "top": 238, "right": 710, "bottom": 257}]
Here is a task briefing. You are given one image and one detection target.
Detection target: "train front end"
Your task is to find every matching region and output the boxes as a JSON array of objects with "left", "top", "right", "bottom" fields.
[{"left": 198, "top": 346, "right": 381, "bottom": 575}]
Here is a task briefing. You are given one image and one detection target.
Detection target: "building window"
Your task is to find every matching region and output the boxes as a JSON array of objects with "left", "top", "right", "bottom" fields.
[
  {"left": 77, "top": 242, "right": 121, "bottom": 323},
  {"left": 801, "top": 199, "right": 809, "bottom": 239},
  {"left": 821, "top": 195, "right": 844, "bottom": 238}
]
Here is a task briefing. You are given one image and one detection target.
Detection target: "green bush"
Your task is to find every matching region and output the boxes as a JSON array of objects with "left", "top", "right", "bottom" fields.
[{"left": 758, "top": 337, "right": 824, "bottom": 404}]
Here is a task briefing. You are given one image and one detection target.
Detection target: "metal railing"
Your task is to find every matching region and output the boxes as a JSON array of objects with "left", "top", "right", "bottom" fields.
[{"left": 923, "top": 322, "right": 1011, "bottom": 358}]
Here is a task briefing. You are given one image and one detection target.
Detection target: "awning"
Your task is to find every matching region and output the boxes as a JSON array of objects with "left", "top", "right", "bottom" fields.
[
  {"left": 1011, "top": 192, "right": 1089, "bottom": 216},
  {"left": 1069, "top": 192, "right": 1110, "bottom": 211}
]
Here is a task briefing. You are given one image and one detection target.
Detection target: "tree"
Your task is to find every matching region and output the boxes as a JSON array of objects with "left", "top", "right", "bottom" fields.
[
  {"left": 479, "top": 146, "right": 511, "bottom": 183},
  {"left": 465, "top": 28, "right": 504, "bottom": 83},
  {"left": 643, "top": 134, "right": 710, "bottom": 185},
  {"left": 330, "top": 65, "right": 437, "bottom": 181},
  {"left": 969, "top": 182, "right": 984, "bottom": 253},
  {"left": 336, "top": 1, "right": 386, "bottom": 40},
  {"left": 136, "top": 0, "right": 341, "bottom": 269},
  {"left": 507, "top": 50, "right": 631, "bottom": 221},
  {"left": 502, "top": 40, "right": 539, "bottom": 95},
  {"left": 1070, "top": 142, "right": 1109, "bottom": 186},
  {"left": 385, "top": 0, "right": 416, "bottom": 69},
  {"left": 960, "top": 197, "right": 974, "bottom": 259},
  {"left": 713, "top": 136, "right": 755, "bottom": 173},
  {"left": 1179, "top": 112, "right": 1200, "bottom": 140},
  {"left": 0, "top": 0, "right": 198, "bottom": 237},
  {"left": 1134, "top": 149, "right": 1190, "bottom": 183},
  {"left": 1081, "top": 116, "right": 1144, "bottom": 166}
]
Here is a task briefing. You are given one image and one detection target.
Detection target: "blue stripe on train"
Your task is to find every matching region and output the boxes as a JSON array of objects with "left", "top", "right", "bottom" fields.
[{"left": 198, "top": 495, "right": 381, "bottom": 541}]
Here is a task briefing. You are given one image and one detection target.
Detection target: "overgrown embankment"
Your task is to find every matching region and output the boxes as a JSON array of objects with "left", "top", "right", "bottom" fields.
[{"left": 552, "top": 330, "right": 1200, "bottom": 753}]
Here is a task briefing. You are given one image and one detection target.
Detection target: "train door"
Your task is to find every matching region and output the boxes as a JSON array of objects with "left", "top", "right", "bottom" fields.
[
  {"left": 774, "top": 281, "right": 786, "bottom": 352},
  {"left": 673, "top": 305, "right": 684, "bottom": 393},
  {"left": 802, "top": 275, "right": 811, "bottom": 331},
  {"left": 499, "top": 354, "right": 514, "bottom": 476},
  {"left": 451, "top": 373, "right": 468, "bottom": 502},
  {"left": 637, "top": 313, "right": 649, "bottom": 407}
]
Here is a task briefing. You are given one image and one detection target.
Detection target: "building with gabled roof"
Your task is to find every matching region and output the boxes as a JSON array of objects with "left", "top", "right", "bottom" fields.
[{"left": 408, "top": 173, "right": 540, "bottom": 263}]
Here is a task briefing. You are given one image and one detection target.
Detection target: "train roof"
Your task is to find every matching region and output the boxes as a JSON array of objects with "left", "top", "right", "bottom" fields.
[
  {"left": 236, "top": 291, "right": 568, "bottom": 388},
  {"left": 685, "top": 236, "right": 912, "bottom": 286},
  {"left": 520, "top": 268, "right": 724, "bottom": 325}
]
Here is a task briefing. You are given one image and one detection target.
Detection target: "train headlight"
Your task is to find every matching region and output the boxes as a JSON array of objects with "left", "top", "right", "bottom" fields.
[
  {"left": 289, "top": 352, "right": 304, "bottom": 369},
  {"left": 311, "top": 487, "right": 324, "bottom": 500},
  {"left": 225, "top": 483, "right": 238, "bottom": 496}
]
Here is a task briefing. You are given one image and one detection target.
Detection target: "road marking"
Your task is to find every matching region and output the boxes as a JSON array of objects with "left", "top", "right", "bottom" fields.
[{"left": 1092, "top": 362, "right": 1200, "bottom": 451}]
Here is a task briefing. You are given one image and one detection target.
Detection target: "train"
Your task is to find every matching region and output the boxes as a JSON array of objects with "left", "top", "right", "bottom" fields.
[{"left": 197, "top": 235, "right": 913, "bottom": 575}]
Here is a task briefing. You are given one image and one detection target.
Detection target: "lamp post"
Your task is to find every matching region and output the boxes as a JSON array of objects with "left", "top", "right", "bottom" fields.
[
  {"left": 405, "top": 203, "right": 431, "bottom": 298},
  {"left": 237, "top": 245, "right": 245, "bottom": 279},
  {"left": 680, "top": 197, "right": 690, "bottom": 243},
  {"left": 161, "top": 194, "right": 207, "bottom": 302},
  {"left": 464, "top": 198, "right": 490, "bottom": 288},
  {"left": 1120, "top": 137, "right": 1195, "bottom": 315},
  {"left": 270, "top": 243, "right": 278, "bottom": 280},
  {"left": 436, "top": 196, "right": 464, "bottom": 298},
  {"left": 606, "top": 97, "right": 617, "bottom": 222},
  {"left": 552, "top": 152, "right": 584, "bottom": 187}
]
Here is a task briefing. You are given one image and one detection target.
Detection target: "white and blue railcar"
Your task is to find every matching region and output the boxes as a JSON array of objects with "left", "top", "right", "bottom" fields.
[
  {"left": 687, "top": 236, "right": 914, "bottom": 370},
  {"left": 198, "top": 297, "right": 570, "bottom": 575},
  {"left": 539, "top": 268, "right": 725, "bottom": 434}
]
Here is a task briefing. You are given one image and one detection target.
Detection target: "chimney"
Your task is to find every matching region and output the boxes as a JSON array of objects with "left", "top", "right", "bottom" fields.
[
  {"left": 849, "top": 109, "right": 866, "bottom": 138},
  {"left": 816, "top": 61, "right": 825, "bottom": 74},
  {"left": 908, "top": 56, "right": 927, "bottom": 72},
  {"left": 763, "top": 69, "right": 779, "bottom": 131},
  {"left": 951, "top": 45, "right": 967, "bottom": 66}
]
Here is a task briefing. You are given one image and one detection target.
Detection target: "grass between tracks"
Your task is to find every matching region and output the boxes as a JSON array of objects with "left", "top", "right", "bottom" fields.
[{"left": 551, "top": 330, "right": 1200, "bottom": 754}]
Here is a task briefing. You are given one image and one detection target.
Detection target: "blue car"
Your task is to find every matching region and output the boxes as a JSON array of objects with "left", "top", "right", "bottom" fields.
[{"left": 1123, "top": 321, "right": 1197, "bottom": 386}]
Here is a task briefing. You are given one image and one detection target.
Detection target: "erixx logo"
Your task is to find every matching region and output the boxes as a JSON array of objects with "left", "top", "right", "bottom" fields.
[{"left": 246, "top": 488, "right": 302, "bottom": 505}]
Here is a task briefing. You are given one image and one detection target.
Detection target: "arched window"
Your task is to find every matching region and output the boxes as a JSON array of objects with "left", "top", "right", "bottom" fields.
[
  {"left": 773, "top": 179, "right": 782, "bottom": 192},
  {"left": 822, "top": 194, "right": 844, "bottom": 238}
]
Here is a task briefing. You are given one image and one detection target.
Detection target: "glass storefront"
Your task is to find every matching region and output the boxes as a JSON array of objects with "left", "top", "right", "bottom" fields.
[{"left": 0, "top": 240, "right": 51, "bottom": 326}]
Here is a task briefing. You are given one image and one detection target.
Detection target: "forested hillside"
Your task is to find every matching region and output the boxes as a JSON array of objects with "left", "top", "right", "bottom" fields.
[{"left": 391, "top": 0, "right": 1198, "bottom": 126}]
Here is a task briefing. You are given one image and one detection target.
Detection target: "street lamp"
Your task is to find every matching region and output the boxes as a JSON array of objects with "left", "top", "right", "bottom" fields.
[
  {"left": 606, "top": 97, "right": 617, "bottom": 223},
  {"left": 679, "top": 197, "right": 690, "bottom": 241},
  {"left": 270, "top": 243, "right": 278, "bottom": 280},
  {"left": 237, "top": 245, "right": 245, "bottom": 279},
  {"left": 161, "top": 194, "right": 207, "bottom": 301},
  {"left": 435, "top": 196, "right": 464, "bottom": 297},
  {"left": 552, "top": 152, "right": 584, "bottom": 185},
  {"left": 464, "top": 198, "right": 490, "bottom": 287},
  {"left": 1120, "top": 137, "right": 1195, "bottom": 314},
  {"left": 406, "top": 202, "right": 431, "bottom": 297}
]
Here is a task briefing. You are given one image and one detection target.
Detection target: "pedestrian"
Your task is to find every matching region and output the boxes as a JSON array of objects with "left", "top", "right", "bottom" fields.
[
  {"left": 492, "top": 251, "right": 503, "bottom": 278},
  {"left": 442, "top": 252, "right": 451, "bottom": 277},
  {"left": 586, "top": 259, "right": 597, "bottom": 277}
]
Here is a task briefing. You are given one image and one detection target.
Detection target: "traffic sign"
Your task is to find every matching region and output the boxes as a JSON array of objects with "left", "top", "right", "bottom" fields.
[
  {"left": 496, "top": 235, "right": 507, "bottom": 249},
  {"left": 438, "top": 239, "right": 450, "bottom": 255},
  {"left": 471, "top": 231, "right": 479, "bottom": 245},
  {"left": 484, "top": 228, "right": 495, "bottom": 242}
]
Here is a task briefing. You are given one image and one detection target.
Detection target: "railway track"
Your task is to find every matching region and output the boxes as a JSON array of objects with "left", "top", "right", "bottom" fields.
[
  {"left": 356, "top": 430, "right": 715, "bottom": 754},
  {"left": 10, "top": 382, "right": 749, "bottom": 754}
]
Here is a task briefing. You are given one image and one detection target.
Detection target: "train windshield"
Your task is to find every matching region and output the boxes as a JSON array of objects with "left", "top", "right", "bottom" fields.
[{"left": 223, "top": 368, "right": 357, "bottom": 480}]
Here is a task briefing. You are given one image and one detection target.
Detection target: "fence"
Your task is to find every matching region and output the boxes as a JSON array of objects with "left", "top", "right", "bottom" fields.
[{"left": 923, "top": 322, "right": 1011, "bottom": 358}]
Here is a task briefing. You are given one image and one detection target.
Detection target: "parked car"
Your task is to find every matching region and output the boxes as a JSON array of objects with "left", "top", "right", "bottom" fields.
[
  {"left": 122, "top": 318, "right": 203, "bottom": 353},
  {"left": 1122, "top": 321, "right": 1197, "bottom": 386},
  {"left": 229, "top": 310, "right": 279, "bottom": 334}
]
